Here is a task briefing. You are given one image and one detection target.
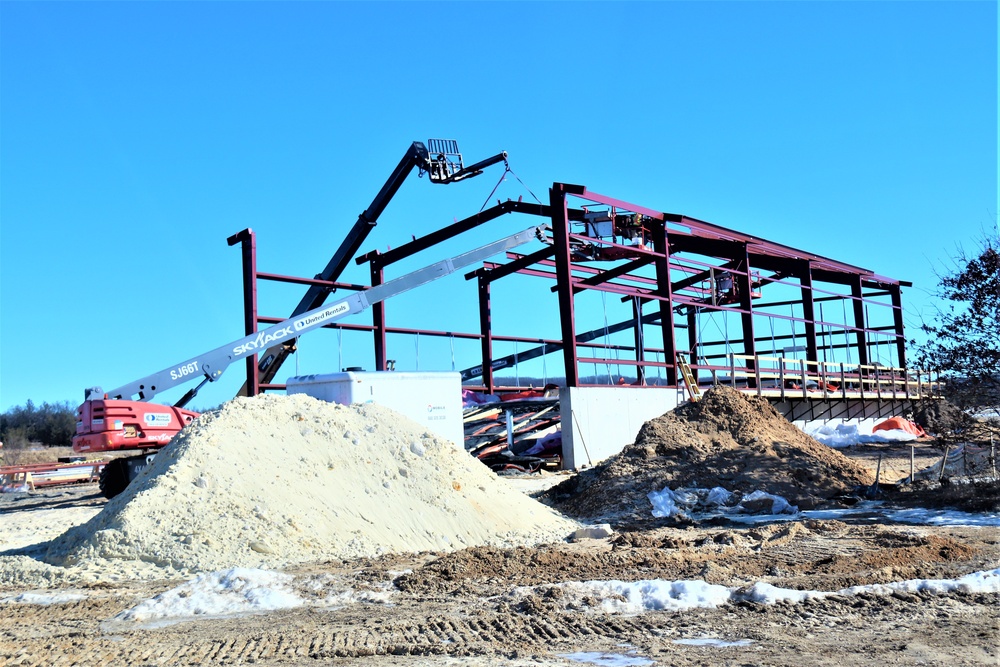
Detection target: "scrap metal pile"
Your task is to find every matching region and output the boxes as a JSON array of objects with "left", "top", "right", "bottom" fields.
[{"left": 463, "top": 389, "right": 562, "bottom": 473}]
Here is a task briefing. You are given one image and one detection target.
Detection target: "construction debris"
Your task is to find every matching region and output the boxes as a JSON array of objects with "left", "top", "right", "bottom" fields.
[{"left": 464, "top": 393, "right": 562, "bottom": 473}]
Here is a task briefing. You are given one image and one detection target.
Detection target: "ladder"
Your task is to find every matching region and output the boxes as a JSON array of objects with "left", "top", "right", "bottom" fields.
[{"left": 676, "top": 352, "right": 701, "bottom": 402}]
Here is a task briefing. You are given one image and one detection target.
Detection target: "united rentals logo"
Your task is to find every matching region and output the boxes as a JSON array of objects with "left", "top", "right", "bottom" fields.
[{"left": 294, "top": 302, "right": 351, "bottom": 331}]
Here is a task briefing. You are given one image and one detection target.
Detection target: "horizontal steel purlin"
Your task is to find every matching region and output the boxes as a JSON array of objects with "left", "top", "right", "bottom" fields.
[{"left": 256, "top": 272, "right": 367, "bottom": 291}]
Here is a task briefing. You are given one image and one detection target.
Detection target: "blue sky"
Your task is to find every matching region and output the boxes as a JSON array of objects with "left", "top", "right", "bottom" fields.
[{"left": 1, "top": 1, "right": 996, "bottom": 412}]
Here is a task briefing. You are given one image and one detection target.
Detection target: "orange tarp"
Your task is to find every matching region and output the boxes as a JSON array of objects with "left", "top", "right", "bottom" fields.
[{"left": 872, "top": 416, "right": 926, "bottom": 437}]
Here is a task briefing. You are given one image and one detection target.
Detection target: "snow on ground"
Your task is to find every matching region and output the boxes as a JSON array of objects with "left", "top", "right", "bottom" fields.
[
  {"left": 9, "top": 565, "right": 997, "bottom": 626},
  {"left": 671, "top": 637, "right": 753, "bottom": 647},
  {"left": 110, "top": 568, "right": 304, "bottom": 628},
  {"left": 99, "top": 567, "right": 395, "bottom": 630},
  {"left": 514, "top": 568, "right": 1000, "bottom": 614},
  {"left": 727, "top": 504, "right": 1000, "bottom": 527},
  {"left": 643, "top": 485, "right": 1000, "bottom": 527},
  {"left": 559, "top": 651, "right": 655, "bottom": 666},
  {"left": 807, "top": 423, "right": 918, "bottom": 448},
  {"left": 0, "top": 591, "right": 87, "bottom": 605}
]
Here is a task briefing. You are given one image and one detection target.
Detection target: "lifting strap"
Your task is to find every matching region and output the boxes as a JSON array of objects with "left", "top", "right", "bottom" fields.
[{"left": 676, "top": 352, "right": 701, "bottom": 402}]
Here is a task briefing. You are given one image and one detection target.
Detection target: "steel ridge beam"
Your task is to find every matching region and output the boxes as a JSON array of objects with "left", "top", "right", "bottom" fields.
[
  {"left": 556, "top": 183, "right": 667, "bottom": 222},
  {"left": 357, "top": 200, "right": 588, "bottom": 269},
  {"left": 358, "top": 200, "right": 517, "bottom": 268}
]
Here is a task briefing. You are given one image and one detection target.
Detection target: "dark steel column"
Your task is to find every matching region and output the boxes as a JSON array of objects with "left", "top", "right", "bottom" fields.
[
  {"left": 736, "top": 244, "right": 756, "bottom": 386},
  {"left": 370, "top": 261, "right": 386, "bottom": 371},
  {"left": 687, "top": 308, "right": 698, "bottom": 360},
  {"left": 550, "top": 184, "right": 579, "bottom": 387},
  {"left": 649, "top": 223, "right": 676, "bottom": 385},
  {"left": 227, "top": 229, "right": 259, "bottom": 396},
  {"left": 631, "top": 296, "right": 645, "bottom": 384},
  {"left": 851, "top": 276, "right": 869, "bottom": 366},
  {"left": 890, "top": 284, "right": 906, "bottom": 367},
  {"left": 478, "top": 275, "right": 495, "bottom": 393},
  {"left": 799, "top": 261, "right": 819, "bottom": 364}
]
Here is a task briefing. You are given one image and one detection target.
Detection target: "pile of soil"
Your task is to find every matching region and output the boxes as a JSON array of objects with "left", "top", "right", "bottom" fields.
[
  {"left": 910, "top": 397, "right": 967, "bottom": 435},
  {"left": 546, "top": 386, "right": 874, "bottom": 526},
  {"left": 30, "top": 394, "right": 578, "bottom": 580}
]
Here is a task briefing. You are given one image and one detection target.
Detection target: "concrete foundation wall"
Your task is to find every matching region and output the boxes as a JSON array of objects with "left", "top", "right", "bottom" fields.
[
  {"left": 560, "top": 386, "right": 685, "bottom": 469},
  {"left": 558, "top": 389, "right": 919, "bottom": 470}
]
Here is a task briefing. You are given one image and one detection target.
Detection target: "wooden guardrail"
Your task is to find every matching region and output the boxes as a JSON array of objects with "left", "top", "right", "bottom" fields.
[{"left": 720, "top": 354, "right": 943, "bottom": 401}]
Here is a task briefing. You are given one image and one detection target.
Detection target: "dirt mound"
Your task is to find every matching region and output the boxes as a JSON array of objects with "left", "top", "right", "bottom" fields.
[
  {"left": 910, "top": 397, "right": 969, "bottom": 436},
  {"left": 37, "top": 394, "right": 578, "bottom": 578},
  {"left": 546, "top": 386, "right": 874, "bottom": 526}
]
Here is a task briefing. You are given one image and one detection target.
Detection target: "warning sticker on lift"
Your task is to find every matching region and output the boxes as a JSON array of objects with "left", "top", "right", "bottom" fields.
[{"left": 143, "top": 413, "right": 172, "bottom": 428}]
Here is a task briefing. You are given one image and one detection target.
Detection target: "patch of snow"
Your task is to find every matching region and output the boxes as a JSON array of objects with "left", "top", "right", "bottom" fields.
[
  {"left": 559, "top": 651, "right": 655, "bottom": 666},
  {"left": 531, "top": 579, "right": 733, "bottom": 613},
  {"left": 103, "top": 567, "right": 398, "bottom": 629},
  {"left": 672, "top": 637, "right": 753, "bottom": 647},
  {"left": 571, "top": 524, "right": 615, "bottom": 540},
  {"left": 517, "top": 568, "right": 1000, "bottom": 614},
  {"left": 885, "top": 507, "right": 1000, "bottom": 527},
  {"left": 807, "top": 423, "right": 917, "bottom": 448},
  {"left": 740, "top": 581, "right": 824, "bottom": 604},
  {"left": 722, "top": 504, "right": 1000, "bottom": 527},
  {"left": 0, "top": 591, "right": 87, "bottom": 605},
  {"left": 111, "top": 568, "right": 302, "bottom": 628},
  {"left": 838, "top": 568, "right": 1000, "bottom": 597}
]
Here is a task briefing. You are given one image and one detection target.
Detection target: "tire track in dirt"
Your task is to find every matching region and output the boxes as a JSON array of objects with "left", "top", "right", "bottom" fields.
[
  {"left": 4, "top": 589, "right": 998, "bottom": 666},
  {"left": 2, "top": 605, "right": 664, "bottom": 665}
]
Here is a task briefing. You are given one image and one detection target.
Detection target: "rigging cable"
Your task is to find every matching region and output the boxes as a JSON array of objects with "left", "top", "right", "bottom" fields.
[
  {"left": 478, "top": 159, "right": 543, "bottom": 213},
  {"left": 842, "top": 298, "right": 853, "bottom": 365}
]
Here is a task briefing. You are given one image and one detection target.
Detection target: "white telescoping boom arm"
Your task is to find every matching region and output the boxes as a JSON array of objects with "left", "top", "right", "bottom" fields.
[{"left": 86, "top": 224, "right": 548, "bottom": 403}]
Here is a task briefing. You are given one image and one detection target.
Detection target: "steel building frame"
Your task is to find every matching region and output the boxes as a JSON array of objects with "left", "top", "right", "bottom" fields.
[{"left": 232, "top": 182, "right": 915, "bottom": 398}]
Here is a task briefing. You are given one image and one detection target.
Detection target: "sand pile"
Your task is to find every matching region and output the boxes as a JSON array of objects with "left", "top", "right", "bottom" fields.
[
  {"left": 547, "top": 386, "right": 874, "bottom": 526},
  {"left": 38, "top": 394, "right": 578, "bottom": 577}
]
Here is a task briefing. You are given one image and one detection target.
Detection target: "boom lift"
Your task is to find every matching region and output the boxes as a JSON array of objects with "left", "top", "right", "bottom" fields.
[
  {"left": 73, "top": 139, "right": 522, "bottom": 499},
  {"left": 239, "top": 139, "right": 508, "bottom": 397}
]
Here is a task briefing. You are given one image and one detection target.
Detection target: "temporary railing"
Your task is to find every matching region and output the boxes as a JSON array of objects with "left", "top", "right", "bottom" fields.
[{"left": 718, "top": 353, "right": 943, "bottom": 401}]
